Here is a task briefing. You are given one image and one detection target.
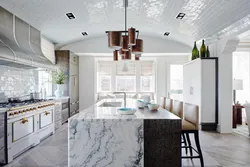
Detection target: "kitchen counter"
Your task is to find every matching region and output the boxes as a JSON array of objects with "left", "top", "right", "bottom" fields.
[
  {"left": 69, "top": 98, "right": 180, "bottom": 120},
  {"left": 69, "top": 99, "right": 181, "bottom": 167}
]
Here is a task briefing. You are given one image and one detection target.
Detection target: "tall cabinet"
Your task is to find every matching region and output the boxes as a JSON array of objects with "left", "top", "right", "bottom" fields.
[
  {"left": 183, "top": 58, "right": 218, "bottom": 131},
  {"left": 55, "top": 50, "right": 79, "bottom": 118}
]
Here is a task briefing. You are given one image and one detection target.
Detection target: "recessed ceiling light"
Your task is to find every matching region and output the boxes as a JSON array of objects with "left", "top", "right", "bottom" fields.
[
  {"left": 164, "top": 32, "right": 170, "bottom": 36},
  {"left": 176, "top": 13, "right": 186, "bottom": 19},
  {"left": 66, "top": 13, "right": 75, "bottom": 19},
  {"left": 82, "top": 32, "right": 88, "bottom": 36}
]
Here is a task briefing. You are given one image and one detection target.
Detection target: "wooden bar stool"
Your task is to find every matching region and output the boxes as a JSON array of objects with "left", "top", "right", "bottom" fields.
[
  {"left": 181, "top": 103, "right": 204, "bottom": 167},
  {"left": 165, "top": 98, "right": 173, "bottom": 112}
]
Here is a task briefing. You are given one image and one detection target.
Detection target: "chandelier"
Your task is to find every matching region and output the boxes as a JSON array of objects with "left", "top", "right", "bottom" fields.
[{"left": 105, "top": 0, "right": 143, "bottom": 61}]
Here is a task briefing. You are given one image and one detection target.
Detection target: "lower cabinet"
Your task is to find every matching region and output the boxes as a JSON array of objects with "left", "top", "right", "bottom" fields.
[{"left": 39, "top": 110, "right": 53, "bottom": 129}]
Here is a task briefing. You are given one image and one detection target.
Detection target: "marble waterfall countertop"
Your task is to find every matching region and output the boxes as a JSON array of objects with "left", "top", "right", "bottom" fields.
[
  {"left": 69, "top": 98, "right": 180, "bottom": 120},
  {"left": 69, "top": 99, "right": 181, "bottom": 167}
]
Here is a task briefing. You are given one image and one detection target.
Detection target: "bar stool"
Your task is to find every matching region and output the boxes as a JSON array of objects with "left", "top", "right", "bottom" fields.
[
  {"left": 182, "top": 103, "right": 204, "bottom": 167},
  {"left": 160, "top": 97, "right": 166, "bottom": 109},
  {"left": 172, "top": 100, "right": 187, "bottom": 154},
  {"left": 165, "top": 98, "right": 173, "bottom": 112}
]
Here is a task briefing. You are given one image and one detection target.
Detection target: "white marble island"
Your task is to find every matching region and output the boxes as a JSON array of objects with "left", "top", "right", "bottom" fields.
[{"left": 69, "top": 99, "right": 181, "bottom": 167}]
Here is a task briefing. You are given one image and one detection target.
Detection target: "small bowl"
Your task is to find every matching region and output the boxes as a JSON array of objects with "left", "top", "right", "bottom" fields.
[
  {"left": 137, "top": 100, "right": 144, "bottom": 109},
  {"left": 117, "top": 108, "right": 137, "bottom": 115},
  {"left": 148, "top": 103, "right": 159, "bottom": 111}
]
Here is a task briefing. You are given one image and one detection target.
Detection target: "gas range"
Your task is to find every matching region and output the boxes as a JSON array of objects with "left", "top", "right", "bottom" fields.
[
  {"left": 5, "top": 99, "right": 55, "bottom": 119},
  {"left": 0, "top": 99, "right": 51, "bottom": 108}
]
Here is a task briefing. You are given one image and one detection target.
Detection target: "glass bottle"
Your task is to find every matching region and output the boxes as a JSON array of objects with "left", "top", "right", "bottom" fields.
[
  {"left": 200, "top": 39, "right": 206, "bottom": 58},
  {"left": 192, "top": 41, "right": 199, "bottom": 60},
  {"left": 206, "top": 46, "right": 210, "bottom": 58}
]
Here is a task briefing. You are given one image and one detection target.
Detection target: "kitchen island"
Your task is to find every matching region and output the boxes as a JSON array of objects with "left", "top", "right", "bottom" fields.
[{"left": 68, "top": 99, "right": 181, "bottom": 167}]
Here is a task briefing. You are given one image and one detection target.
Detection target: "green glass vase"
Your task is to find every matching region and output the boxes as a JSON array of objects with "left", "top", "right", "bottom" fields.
[
  {"left": 200, "top": 39, "right": 206, "bottom": 58},
  {"left": 192, "top": 41, "right": 199, "bottom": 60}
]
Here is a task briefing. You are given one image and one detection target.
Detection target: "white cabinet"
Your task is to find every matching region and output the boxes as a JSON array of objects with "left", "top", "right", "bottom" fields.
[
  {"left": 183, "top": 58, "right": 218, "bottom": 131},
  {"left": 39, "top": 110, "right": 53, "bottom": 129}
]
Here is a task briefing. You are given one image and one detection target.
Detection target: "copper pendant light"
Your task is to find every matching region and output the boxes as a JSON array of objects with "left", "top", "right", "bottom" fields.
[
  {"left": 124, "top": 50, "right": 131, "bottom": 60},
  {"left": 128, "top": 27, "right": 136, "bottom": 46},
  {"left": 121, "top": 35, "right": 129, "bottom": 51},
  {"left": 132, "top": 39, "right": 143, "bottom": 54},
  {"left": 119, "top": 48, "right": 125, "bottom": 55},
  {"left": 113, "top": 50, "right": 118, "bottom": 61},
  {"left": 108, "top": 31, "right": 122, "bottom": 50}
]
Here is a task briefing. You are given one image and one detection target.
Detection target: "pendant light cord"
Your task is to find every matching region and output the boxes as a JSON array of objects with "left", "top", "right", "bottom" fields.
[{"left": 124, "top": 0, "right": 127, "bottom": 36}]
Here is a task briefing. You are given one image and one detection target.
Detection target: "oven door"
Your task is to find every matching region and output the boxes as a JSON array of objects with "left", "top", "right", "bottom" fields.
[
  {"left": 12, "top": 116, "right": 34, "bottom": 143},
  {"left": 39, "top": 109, "right": 53, "bottom": 129}
]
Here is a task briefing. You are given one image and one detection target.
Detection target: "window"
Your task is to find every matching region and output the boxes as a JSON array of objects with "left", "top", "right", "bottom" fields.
[
  {"left": 38, "top": 70, "right": 52, "bottom": 96},
  {"left": 233, "top": 52, "right": 250, "bottom": 104},
  {"left": 97, "top": 61, "right": 112, "bottom": 92},
  {"left": 141, "top": 61, "right": 155, "bottom": 92},
  {"left": 96, "top": 60, "right": 155, "bottom": 93},
  {"left": 170, "top": 65, "right": 183, "bottom": 100},
  {"left": 116, "top": 62, "right": 136, "bottom": 92}
]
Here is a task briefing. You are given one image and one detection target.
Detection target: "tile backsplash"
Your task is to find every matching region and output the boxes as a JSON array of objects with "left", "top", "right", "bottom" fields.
[{"left": 0, "top": 65, "right": 38, "bottom": 98}]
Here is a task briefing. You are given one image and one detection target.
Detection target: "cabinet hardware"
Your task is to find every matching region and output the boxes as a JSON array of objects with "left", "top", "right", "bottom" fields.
[
  {"left": 45, "top": 111, "right": 50, "bottom": 116},
  {"left": 21, "top": 118, "right": 28, "bottom": 124}
]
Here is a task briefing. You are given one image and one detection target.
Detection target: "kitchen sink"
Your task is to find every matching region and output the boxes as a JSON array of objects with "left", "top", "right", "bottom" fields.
[{"left": 98, "top": 102, "right": 122, "bottom": 107}]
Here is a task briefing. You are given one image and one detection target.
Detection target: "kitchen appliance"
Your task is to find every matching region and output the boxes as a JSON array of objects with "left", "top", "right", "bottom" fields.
[
  {"left": 0, "top": 99, "right": 55, "bottom": 164},
  {"left": 61, "top": 98, "right": 69, "bottom": 123},
  {"left": 55, "top": 50, "right": 79, "bottom": 118},
  {"left": 0, "top": 6, "right": 55, "bottom": 69}
]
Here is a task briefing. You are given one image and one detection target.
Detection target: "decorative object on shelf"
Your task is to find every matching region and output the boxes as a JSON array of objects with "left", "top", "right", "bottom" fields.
[
  {"left": 233, "top": 79, "right": 243, "bottom": 104},
  {"left": 106, "top": 0, "right": 143, "bottom": 61},
  {"left": 206, "top": 46, "right": 210, "bottom": 58},
  {"left": 200, "top": 39, "right": 206, "bottom": 58},
  {"left": 53, "top": 70, "right": 67, "bottom": 98},
  {"left": 192, "top": 41, "right": 199, "bottom": 60}
]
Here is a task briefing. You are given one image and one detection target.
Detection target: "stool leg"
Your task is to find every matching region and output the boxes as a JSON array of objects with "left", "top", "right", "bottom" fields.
[
  {"left": 182, "top": 133, "right": 188, "bottom": 154},
  {"left": 194, "top": 131, "right": 204, "bottom": 167},
  {"left": 185, "top": 133, "right": 193, "bottom": 159}
]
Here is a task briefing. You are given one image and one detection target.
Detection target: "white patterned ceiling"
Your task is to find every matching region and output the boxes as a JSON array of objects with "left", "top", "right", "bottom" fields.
[{"left": 1, "top": 0, "right": 250, "bottom": 47}]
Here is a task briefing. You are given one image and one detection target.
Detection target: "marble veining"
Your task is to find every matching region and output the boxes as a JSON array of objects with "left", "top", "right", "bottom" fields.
[{"left": 69, "top": 119, "right": 143, "bottom": 167}]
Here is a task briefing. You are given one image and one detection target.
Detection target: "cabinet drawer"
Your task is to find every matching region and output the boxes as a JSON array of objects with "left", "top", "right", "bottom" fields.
[
  {"left": 13, "top": 116, "right": 34, "bottom": 142},
  {"left": 39, "top": 110, "right": 53, "bottom": 129}
]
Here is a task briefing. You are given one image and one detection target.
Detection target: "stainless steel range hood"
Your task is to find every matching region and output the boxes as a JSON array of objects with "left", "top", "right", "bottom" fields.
[{"left": 0, "top": 6, "right": 55, "bottom": 69}]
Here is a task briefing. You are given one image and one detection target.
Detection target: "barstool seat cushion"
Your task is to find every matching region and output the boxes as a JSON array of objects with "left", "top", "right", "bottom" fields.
[{"left": 182, "top": 120, "right": 196, "bottom": 130}]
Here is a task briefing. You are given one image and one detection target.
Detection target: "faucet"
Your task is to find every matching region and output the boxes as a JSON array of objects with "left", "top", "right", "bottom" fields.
[{"left": 113, "top": 92, "right": 126, "bottom": 107}]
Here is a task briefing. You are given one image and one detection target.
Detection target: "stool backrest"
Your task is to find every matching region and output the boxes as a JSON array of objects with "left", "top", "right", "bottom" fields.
[
  {"left": 165, "top": 98, "right": 173, "bottom": 112},
  {"left": 184, "top": 103, "right": 199, "bottom": 130},
  {"left": 160, "top": 97, "right": 166, "bottom": 109},
  {"left": 172, "top": 100, "right": 183, "bottom": 118}
]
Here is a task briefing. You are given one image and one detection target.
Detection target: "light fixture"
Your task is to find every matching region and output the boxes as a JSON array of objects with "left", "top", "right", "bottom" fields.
[
  {"left": 106, "top": 0, "right": 143, "bottom": 61},
  {"left": 164, "top": 32, "right": 170, "bottom": 36},
  {"left": 81, "top": 32, "right": 88, "bottom": 36},
  {"left": 176, "top": 13, "right": 186, "bottom": 19},
  {"left": 66, "top": 13, "right": 75, "bottom": 19},
  {"left": 233, "top": 79, "right": 243, "bottom": 104}
]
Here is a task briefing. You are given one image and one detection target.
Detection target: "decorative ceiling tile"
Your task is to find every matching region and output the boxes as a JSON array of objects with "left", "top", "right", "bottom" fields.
[{"left": 0, "top": 0, "right": 250, "bottom": 46}]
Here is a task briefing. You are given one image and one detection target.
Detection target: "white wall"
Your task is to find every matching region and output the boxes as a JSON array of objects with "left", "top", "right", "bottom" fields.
[
  {"left": 78, "top": 55, "right": 189, "bottom": 109},
  {"left": 62, "top": 36, "right": 191, "bottom": 54}
]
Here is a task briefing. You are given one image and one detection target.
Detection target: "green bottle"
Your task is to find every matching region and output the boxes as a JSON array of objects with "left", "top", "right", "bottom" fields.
[
  {"left": 200, "top": 39, "right": 206, "bottom": 58},
  {"left": 192, "top": 41, "right": 199, "bottom": 60},
  {"left": 206, "top": 46, "right": 210, "bottom": 58}
]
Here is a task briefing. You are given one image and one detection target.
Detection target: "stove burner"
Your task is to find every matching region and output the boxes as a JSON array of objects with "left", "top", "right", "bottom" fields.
[{"left": 0, "top": 99, "right": 53, "bottom": 108}]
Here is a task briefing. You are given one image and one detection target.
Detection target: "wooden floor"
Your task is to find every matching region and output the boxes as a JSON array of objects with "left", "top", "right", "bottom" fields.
[{"left": 4, "top": 124, "right": 250, "bottom": 167}]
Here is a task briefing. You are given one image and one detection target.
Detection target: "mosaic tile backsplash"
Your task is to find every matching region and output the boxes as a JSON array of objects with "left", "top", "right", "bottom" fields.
[{"left": 0, "top": 65, "right": 38, "bottom": 99}]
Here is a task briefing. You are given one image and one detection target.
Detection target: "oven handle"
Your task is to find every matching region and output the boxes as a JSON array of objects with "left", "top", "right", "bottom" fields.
[
  {"left": 20, "top": 118, "right": 28, "bottom": 124},
  {"left": 45, "top": 111, "right": 50, "bottom": 116}
]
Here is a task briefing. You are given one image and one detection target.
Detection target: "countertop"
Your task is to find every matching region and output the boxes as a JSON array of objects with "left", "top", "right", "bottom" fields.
[{"left": 69, "top": 98, "right": 180, "bottom": 120}]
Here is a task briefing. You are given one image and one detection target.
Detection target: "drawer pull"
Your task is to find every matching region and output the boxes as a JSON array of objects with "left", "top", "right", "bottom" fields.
[
  {"left": 45, "top": 111, "right": 50, "bottom": 116},
  {"left": 20, "top": 118, "right": 28, "bottom": 124}
]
